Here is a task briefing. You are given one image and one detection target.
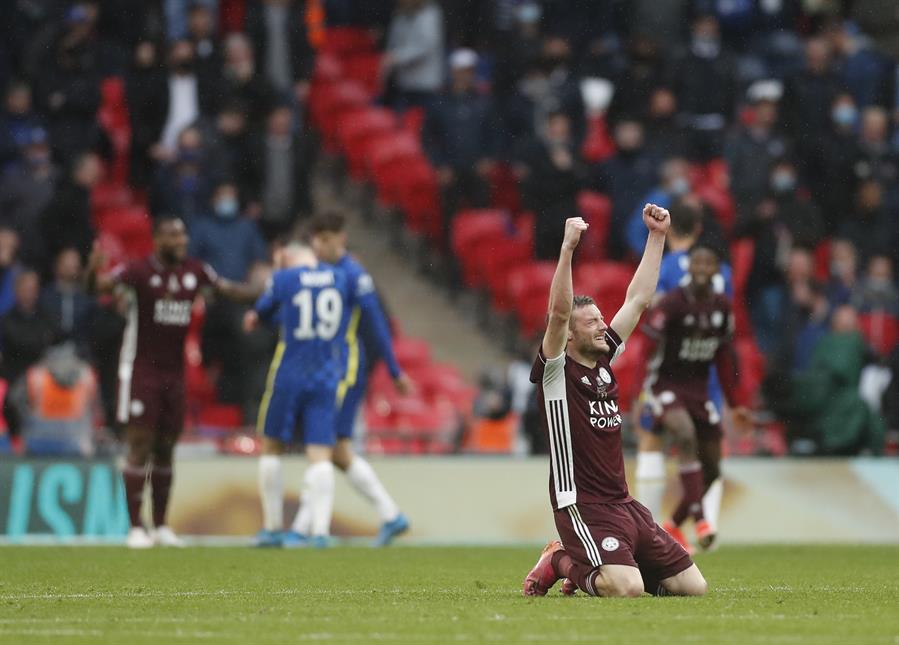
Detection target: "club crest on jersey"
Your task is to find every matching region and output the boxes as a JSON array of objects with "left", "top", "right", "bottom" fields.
[
  {"left": 183, "top": 272, "right": 197, "bottom": 290},
  {"left": 150, "top": 275, "right": 162, "bottom": 288},
  {"left": 601, "top": 537, "right": 620, "bottom": 551},
  {"left": 711, "top": 311, "right": 724, "bottom": 328},
  {"left": 598, "top": 368, "right": 612, "bottom": 384}
]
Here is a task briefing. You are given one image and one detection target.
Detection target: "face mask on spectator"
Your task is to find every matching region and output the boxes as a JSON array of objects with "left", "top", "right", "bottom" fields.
[
  {"left": 214, "top": 197, "right": 239, "bottom": 218},
  {"left": 832, "top": 105, "right": 858, "bottom": 127},
  {"left": 771, "top": 171, "right": 796, "bottom": 194},
  {"left": 670, "top": 177, "right": 690, "bottom": 196}
]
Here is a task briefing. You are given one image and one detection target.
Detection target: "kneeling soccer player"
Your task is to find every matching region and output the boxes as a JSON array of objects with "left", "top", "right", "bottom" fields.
[{"left": 523, "top": 210, "right": 707, "bottom": 597}]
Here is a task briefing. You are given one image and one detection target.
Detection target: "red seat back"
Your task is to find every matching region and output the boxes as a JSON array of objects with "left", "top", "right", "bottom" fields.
[
  {"left": 859, "top": 312, "right": 899, "bottom": 357},
  {"left": 573, "top": 262, "right": 634, "bottom": 311},
  {"left": 577, "top": 191, "right": 612, "bottom": 260}
]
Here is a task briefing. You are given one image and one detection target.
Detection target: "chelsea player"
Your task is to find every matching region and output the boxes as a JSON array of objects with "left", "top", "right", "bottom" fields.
[
  {"left": 245, "top": 241, "right": 353, "bottom": 548},
  {"left": 288, "top": 212, "right": 412, "bottom": 547}
]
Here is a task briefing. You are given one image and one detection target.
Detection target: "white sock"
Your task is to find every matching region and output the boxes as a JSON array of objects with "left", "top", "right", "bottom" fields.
[
  {"left": 635, "top": 451, "right": 666, "bottom": 520},
  {"left": 305, "top": 462, "right": 335, "bottom": 537},
  {"left": 702, "top": 478, "right": 724, "bottom": 532},
  {"left": 291, "top": 490, "right": 312, "bottom": 535},
  {"left": 258, "top": 455, "right": 283, "bottom": 532},
  {"left": 346, "top": 457, "right": 400, "bottom": 523}
]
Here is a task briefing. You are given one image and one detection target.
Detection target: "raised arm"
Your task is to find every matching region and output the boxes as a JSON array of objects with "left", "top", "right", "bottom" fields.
[
  {"left": 542, "top": 217, "right": 588, "bottom": 359},
  {"left": 84, "top": 242, "right": 119, "bottom": 294},
  {"left": 214, "top": 277, "right": 263, "bottom": 303},
  {"left": 610, "top": 204, "right": 670, "bottom": 341}
]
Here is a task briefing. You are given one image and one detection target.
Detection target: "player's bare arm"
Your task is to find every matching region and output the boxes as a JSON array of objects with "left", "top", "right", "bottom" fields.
[
  {"left": 84, "top": 241, "right": 118, "bottom": 294},
  {"left": 213, "top": 277, "right": 263, "bottom": 303},
  {"left": 543, "top": 217, "right": 588, "bottom": 358},
  {"left": 610, "top": 204, "right": 670, "bottom": 341}
]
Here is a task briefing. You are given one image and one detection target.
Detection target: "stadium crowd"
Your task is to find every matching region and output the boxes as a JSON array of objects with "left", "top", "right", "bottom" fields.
[{"left": 0, "top": 0, "right": 897, "bottom": 456}]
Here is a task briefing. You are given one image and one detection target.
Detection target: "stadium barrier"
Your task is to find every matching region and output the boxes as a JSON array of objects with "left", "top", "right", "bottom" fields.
[{"left": 1, "top": 457, "right": 896, "bottom": 544}]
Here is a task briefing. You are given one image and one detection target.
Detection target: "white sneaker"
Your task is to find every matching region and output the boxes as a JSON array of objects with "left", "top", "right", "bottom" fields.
[
  {"left": 126, "top": 527, "right": 154, "bottom": 549},
  {"left": 153, "top": 526, "right": 185, "bottom": 547}
]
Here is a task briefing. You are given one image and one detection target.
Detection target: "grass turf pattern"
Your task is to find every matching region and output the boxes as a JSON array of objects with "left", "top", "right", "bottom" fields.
[{"left": 0, "top": 545, "right": 896, "bottom": 644}]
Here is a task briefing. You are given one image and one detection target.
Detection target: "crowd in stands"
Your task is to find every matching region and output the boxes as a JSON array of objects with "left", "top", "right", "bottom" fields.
[
  {"left": 362, "top": 0, "right": 899, "bottom": 455},
  {"left": 0, "top": 0, "right": 897, "bottom": 456}
]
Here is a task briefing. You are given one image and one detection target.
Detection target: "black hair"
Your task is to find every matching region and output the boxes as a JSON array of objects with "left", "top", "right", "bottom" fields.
[
  {"left": 307, "top": 212, "right": 347, "bottom": 235},
  {"left": 669, "top": 201, "right": 701, "bottom": 237},
  {"left": 573, "top": 295, "right": 595, "bottom": 309},
  {"left": 688, "top": 241, "right": 721, "bottom": 261},
  {"left": 153, "top": 214, "right": 184, "bottom": 234}
]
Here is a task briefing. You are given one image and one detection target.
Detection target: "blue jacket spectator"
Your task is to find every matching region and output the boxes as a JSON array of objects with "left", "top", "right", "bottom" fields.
[
  {"left": 38, "top": 248, "right": 94, "bottom": 351},
  {"left": 188, "top": 183, "right": 268, "bottom": 282}
]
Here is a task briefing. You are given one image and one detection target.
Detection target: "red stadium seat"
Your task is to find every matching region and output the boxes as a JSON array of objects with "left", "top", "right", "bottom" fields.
[
  {"left": 576, "top": 191, "right": 612, "bottom": 261},
  {"left": 859, "top": 312, "right": 899, "bottom": 357},
  {"left": 487, "top": 163, "right": 522, "bottom": 213},
  {"left": 197, "top": 404, "right": 243, "bottom": 430},
  {"left": 367, "top": 134, "right": 426, "bottom": 205},
  {"left": 401, "top": 107, "right": 425, "bottom": 139},
  {"left": 393, "top": 337, "right": 432, "bottom": 370},
  {"left": 814, "top": 240, "right": 831, "bottom": 282},
  {"left": 321, "top": 27, "right": 377, "bottom": 57},
  {"left": 313, "top": 52, "right": 343, "bottom": 84},
  {"left": 731, "top": 239, "right": 755, "bottom": 296},
  {"left": 480, "top": 238, "right": 532, "bottom": 310},
  {"left": 507, "top": 262, "right": 556, "bottom": 337},
  {"left": 342, "top": 53, "right": 384, "bottom": 97},
  {"left": 608, "top": 332, "right": 646, "bottom": 411},
  {"left": 310, "top": 81, "right": 370, "bottom": 149},
  {"left": 574, "top": 262, "right": 634, "bottom": 311},
  {"left": 735, "top": 338, "right": 765, "bottom": 406},
  {"left": 337, "top": 108, "right": 397, "bottom": 179},
  {"left": 450, "top": 210, "right": 510, "bottom": 287},
  {"left": 396, "top": 164, "right": 442, "bottom": 243}
]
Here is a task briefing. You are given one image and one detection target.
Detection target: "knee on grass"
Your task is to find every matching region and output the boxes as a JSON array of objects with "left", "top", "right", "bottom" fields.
[
  {"left": 593, "top": 568, "right": 645, "bottom": 598},
  {"left": 662, "top": 565, "right": 708, "bottom": 597}
]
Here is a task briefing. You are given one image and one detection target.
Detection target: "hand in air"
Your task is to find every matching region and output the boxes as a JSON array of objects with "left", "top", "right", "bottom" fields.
[
  {"left": 242, "top": 310, "right": 259, "bottom": 333},
  {"left": 642, "top": 203, "right": 671, "bottom": 235},
  {"left": 562, "top": 217, "right": 589, "bottom": 251},
  {"left": 731, "top": 406, "right": 753, "bottom": 434},
  {"left": 87, "top": 240, "right": 108, "bottom": 273},
  {"left": 394, "top": 372, "right": 414, "bottom": 396}
]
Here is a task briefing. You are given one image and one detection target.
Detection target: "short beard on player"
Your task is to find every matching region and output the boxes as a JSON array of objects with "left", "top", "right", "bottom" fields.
[{"left": 573, "top": 333, "right": 608, "bottom": 361}]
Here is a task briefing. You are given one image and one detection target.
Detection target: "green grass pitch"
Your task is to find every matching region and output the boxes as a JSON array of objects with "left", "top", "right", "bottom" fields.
[{"left": 1, "top": 545, "right": 897, "bottom": 644}]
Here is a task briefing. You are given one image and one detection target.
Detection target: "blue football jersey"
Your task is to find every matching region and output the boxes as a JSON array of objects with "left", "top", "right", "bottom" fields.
[
  {"left": 335, "top": 254, "right": 402, "bottom": 384},
  {"left": 254, "top": 263, "right": 354, "bottom": 390},
  {"left": 657, "top": 250, "right": 733, "bottom": 297}
]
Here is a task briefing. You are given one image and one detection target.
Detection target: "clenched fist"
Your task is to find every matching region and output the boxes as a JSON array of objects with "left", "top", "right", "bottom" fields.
[
  {"left": 562, "top": 217, "right": 589, "bottom": 251},
  {"left": 642, "top": 203, "right": 671, "bottom": 235}
]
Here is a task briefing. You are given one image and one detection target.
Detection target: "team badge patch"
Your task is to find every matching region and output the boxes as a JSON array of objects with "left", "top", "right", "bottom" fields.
[
  {"left": 183, "top": 272, "right": 197, "bottom": 290},
  {"left": 711, "top": 311, "right": 724, "bottom": 328},
  {"left": 598, "top": 368, "right": 612, "bottom": 384},
  {"left": 601, "top": 537, "right": 620, "bottom": 551},
  {"left": 130, "top": 400, "right": 145, "bottom": 417}
]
